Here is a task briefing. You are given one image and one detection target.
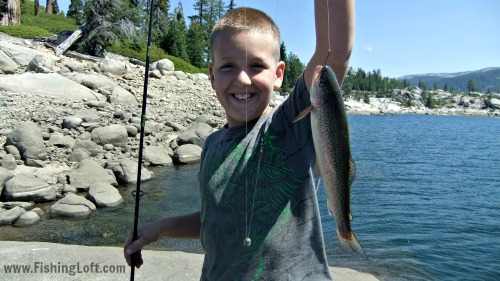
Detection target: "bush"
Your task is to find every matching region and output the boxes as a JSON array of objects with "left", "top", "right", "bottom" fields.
[{"left": 0, "top": 25, "right": 54, "bottom": 38}]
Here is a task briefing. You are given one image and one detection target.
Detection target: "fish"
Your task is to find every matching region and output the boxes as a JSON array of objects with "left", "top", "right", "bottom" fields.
[{"left": 295, "top": 65, "right": 366, "bottom": 257}]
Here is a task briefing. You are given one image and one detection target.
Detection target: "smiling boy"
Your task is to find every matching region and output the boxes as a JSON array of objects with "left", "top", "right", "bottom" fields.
[{"left": 124, "top": 1, "right": 354, "bottom": 280}]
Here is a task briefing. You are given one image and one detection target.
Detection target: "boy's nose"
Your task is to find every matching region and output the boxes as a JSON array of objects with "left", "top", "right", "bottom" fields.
[{"left": 235, "top": 69, "right": 251, "bottom": 85}]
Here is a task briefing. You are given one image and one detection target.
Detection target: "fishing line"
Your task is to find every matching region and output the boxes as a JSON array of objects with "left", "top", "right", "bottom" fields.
[{"left": 324, "top": 0, "right": 332, "bottom": 65}]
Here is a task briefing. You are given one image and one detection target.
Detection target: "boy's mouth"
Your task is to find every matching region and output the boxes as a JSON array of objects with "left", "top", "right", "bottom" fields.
[{"left": 233, "top": 93, "right": 254, "bottom": 100}]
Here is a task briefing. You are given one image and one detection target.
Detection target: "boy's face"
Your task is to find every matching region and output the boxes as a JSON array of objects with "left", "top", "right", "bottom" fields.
[{"left": 209, "top": 31, "right": 285, "bottom": 128}]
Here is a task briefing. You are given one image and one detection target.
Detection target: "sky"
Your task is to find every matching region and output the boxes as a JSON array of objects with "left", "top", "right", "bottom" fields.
[{"left": 56, "top": 0, "right": 500, "bottom": 78}]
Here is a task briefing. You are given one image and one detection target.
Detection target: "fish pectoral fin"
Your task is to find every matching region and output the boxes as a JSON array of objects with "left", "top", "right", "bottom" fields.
[
  {"left": 349, "top": 212, "right": 353, "bottom": 221},
  {"left": 293, "top": 106, "right": 313, "bottom": 122},
  {"left": 337, "top": 228, "right": 367, "bottom": 258}
]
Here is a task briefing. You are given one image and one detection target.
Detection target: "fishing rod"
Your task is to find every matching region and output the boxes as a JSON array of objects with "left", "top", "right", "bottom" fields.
[{"left": 130, "top": 0, "right": 155, "bottom": 280}]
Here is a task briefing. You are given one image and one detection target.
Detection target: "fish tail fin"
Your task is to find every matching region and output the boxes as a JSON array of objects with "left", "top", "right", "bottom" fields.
[{"left": 336, "top": 228, "right": 367, "bottom": 258}]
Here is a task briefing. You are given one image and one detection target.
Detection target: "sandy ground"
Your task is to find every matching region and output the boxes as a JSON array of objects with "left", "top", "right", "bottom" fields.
[{"left": 0, "top": 241, "right": 379, "bottom": 281}]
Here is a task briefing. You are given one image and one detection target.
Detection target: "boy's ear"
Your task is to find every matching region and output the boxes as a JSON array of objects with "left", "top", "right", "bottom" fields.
[
  {"left": 273, "top": 61, "right": 286, "bottom": 89},
  {"left": 208, "top": 64, "right": 215, "bottom": 89}
]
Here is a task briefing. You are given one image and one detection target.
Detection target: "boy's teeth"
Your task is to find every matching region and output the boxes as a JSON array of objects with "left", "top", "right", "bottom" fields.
[{"left": 235, "top": 94, "right": 251, "bottom": 100}]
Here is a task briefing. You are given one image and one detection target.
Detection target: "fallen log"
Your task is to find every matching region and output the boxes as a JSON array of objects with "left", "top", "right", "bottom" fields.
[{"left": 54, "top": 29, "right": 82, "bottom": 57}]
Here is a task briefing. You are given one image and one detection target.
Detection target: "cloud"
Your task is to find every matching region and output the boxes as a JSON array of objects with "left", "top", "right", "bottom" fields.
[{"left": 364, "top": 46, "right": 373, "bottom": 52}]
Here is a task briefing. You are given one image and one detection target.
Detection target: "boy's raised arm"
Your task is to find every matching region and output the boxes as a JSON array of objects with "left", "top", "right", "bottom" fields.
[{"left": 305, "top": 0, "right": 355, "bottom": 89}]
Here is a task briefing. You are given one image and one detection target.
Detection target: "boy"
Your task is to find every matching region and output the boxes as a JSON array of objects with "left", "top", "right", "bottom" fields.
[{"left": 124, "top": 1, "right": 354, "bottom": 280}]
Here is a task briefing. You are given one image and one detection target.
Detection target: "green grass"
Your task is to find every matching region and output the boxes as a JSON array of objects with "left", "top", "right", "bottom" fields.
[{"left": 0, "top": 25, "right": 54, "bottom": 38}]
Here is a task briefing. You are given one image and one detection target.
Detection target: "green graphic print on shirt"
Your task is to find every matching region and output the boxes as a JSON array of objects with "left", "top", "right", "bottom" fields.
[{"left": 202, "top": 129, "right": 304, "bottom": 280}]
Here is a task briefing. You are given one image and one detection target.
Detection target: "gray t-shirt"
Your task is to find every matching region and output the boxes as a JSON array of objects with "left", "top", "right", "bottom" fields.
[{"left": 198, "top": 74, "right": 333, "bottom": 280}]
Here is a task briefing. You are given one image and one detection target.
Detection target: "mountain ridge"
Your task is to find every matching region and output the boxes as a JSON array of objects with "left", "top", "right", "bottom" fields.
[{"left": 398, "top": 67, "right": 500, "bottom": 92}]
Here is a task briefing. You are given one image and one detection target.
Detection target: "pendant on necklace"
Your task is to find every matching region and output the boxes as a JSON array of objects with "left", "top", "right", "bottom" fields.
[{"left": 243, "top": 237, "right": 252, "bottom": 247}]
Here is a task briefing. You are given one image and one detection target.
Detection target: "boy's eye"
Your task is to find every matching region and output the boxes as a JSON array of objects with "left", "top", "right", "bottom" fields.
[
  {"left": 250, "top": 63, "right": 265, "bottom": 69},
  {"left": 220, "top": 64, "right": 234, "bottom": 71}
]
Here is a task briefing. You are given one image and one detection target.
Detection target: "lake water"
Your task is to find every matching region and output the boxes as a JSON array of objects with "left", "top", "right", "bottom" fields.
[{"left": 1, "top": 114, "right": 499, "bottom": 281}]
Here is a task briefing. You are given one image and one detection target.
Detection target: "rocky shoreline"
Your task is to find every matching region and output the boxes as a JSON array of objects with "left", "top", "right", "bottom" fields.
[{"left": 1, "top": 31, "right": 499, "bottom": 227}]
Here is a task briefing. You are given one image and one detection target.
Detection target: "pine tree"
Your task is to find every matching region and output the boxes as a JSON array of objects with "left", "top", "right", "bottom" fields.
[
  {"left": 279, "top": 42, "right": 290, "bottom": 91},
  {"left": 284, "top": 53, "right": 304, "bottom": 92},
  {"left": 187, "top": 21, "right": 205, "bottom": 67},
  {"left": 52, "top": 0, "right": 59, "bottom": 14},
  {"left": 467, "top": 79, "right": 477, "bottom": 93},
  {"left": 151, "top": 0, "right": 170, "bottom": 46},
  {"left": 67, "top": 0, "right": 84, "bottom": 25},
  {"left": 162, "top": 1, "right": 189, "bottom": 62},
  {"left": 226, "top": 0, "right": 236, "bottom": 11}
]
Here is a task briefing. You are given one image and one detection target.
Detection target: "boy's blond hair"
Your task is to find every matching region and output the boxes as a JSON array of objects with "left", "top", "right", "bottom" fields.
[{"left": 210, "top": 7, "right": 281, "bottom": 62}]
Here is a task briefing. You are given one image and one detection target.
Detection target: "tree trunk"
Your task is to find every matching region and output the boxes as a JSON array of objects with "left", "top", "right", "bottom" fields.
[
  {"left": 34, "top": 0, "right": 39, "bottom": 16},
  {"left": 0, "top": 0, "right": 21, "bottom": 26},
  {"left": 45, "top": 0, "right": 52, "bottom": 14}
]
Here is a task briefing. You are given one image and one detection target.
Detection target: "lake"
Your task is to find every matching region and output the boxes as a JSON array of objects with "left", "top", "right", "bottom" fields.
[{"left": 1, "top": 114, "right": 499, "bottom": 281}]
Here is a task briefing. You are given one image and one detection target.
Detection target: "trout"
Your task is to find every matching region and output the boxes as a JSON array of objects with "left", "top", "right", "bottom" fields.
[{"left": 295, "top": 65, "right": 366, "bottom": 257}]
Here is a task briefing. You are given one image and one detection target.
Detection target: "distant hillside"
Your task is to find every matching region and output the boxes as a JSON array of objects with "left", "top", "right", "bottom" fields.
[{"left": 399, "top": 67, "right": 500, "bottom": 93}]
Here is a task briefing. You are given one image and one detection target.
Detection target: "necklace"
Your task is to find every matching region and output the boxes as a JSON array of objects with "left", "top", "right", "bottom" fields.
[{"left": 244, "top": 133, "right": 265, "bottom": 247}]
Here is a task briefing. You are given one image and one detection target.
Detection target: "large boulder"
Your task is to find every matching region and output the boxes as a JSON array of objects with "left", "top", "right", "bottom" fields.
[
  {"left": 14, "top": 211, "right": 41, "bottom": 227},
  {"left": 91, "top": 124, "right": 128, "bottom": 147},
  {"left": 0, "top": 73, "right": 106, "bottom": 101},
  {"left": 86, "top": 182, "right": 124, "bottom": 208},
  {"left": 173, "top": 144, "right": 202, "bottom": 164},
  {"left": 99, "top": 59, "right": 129, "bottom": 76},
  {"left": 5, "top": 121, "right": 47, "bottom": 163},
  {"left": 49, "top": 193, "right": 96, "bottom": 219},
  {"left": 105, "top": 159, "right": 153, "bottom": 184},
  {"left": 67, "top": 159, "right": 117, "bottom": 191},
  {"left": 2, "top": 174, "right": 56, "bottom": 202},
  {"left": 0, "top": 50, "right": 18, "bottom": 74},
  {"left": 73, "top": 140, "right": 100, "bottom": 156},
  {"left": 0, "top": 206, "right": 26, "bottom": 226},
  {"left": 143, "top": 146, "right": 172, "bottom": 166},
  {"left": 177, "top": 123, "right": 213, "bottom": 147}
]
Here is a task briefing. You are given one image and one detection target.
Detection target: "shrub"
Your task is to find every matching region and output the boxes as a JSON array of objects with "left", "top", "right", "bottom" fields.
[
  {"left": 107, "top": 41, "right": 207, "bottom": 74},
  {"left": 0, "top": 25, "right": 54, "bottom": 38}
]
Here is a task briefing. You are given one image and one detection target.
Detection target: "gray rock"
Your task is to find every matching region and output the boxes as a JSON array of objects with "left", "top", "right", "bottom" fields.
[
  {"left": 0, "top": 73, "right": 106, "bottom": 101},
  {"left": 5, "top": 121, "right": 47, "bottom": 162},
  {"left": 177, "top": 123, "right": 213, "bottom": 147},
  {"left": 99, "top": 59, "right": 128, "bottom": 76},
  {"left": 68, "top": 73, "right": 137, "bottom": 104},
  {"left": 125, "top": 125, "right": 138, "bottom": 137},
  {"left": 149, "top": 70, "right": 162, "bottom": 79},
  {"left": 64, "top": 61, "right": 85, "bottom": 73},
  {"left": 173, "top": 71, "right": 188, "bottom": 80},
  {"left": 144, "top": 146, "right": 172, "bottom": 166},
  {"left": 48, "top": 133, "right": 76, "bottom": 148},
  {"left": 14, "top": 211, "right": 41, "bottom": 227},
  {"left": 4, "top": 145, "right": 21, "bottom": 160},
  {"left": 165, "top": 121, "right": 186, "bottom": 132},
  {"left": 2, "top": 174, "right": 56, "bottom": 202},
  {"left": 105, "top": 159, "right": 152, "bottom": 184},
  {"left": 68, "top": 148, "right": 91, "bottom": 162},
  {"left": 2, "top": 201, "right": 35, "bottom": 210},
  {"left": 67, "top": 159, "right": 117, "bottom": 191},
  {"left": 1, "top": 154, "right": 17, "bottom": 170},
  {"left": 194, "top": 115, "right": 218, "bottom": 127},
  {"left": 0, "top": 206, "right": 26, "bottom": 226},
  {"left": 0, "top": 49, "right": 18, "bottom": 74},
  {"left": 73, "top": 140, "right": 99, "bottom": 156},
  {"left": 62, "top": 116, "right": 83, "bottom": 129},
  {"left": 0, "top": 41, "right": 46, "bottom": 66},
  {"left": 73, "top": 109, "right": 101, "bottom": 122},
  {"left": 31, "top": 207, "right": 46, "bottom": 218},
  {"left": 86, "top": 182, "right": 124, "bottom": 208},
  {"left": 154, "top": 59, "right": 174, "bottom": 72},
  {"left": 49, "top": 193, "right": 96, "bottom": 219},
  {"left": 173, "top": 144, "right": 202, "bottom": 164},
  {"left": 91, "top": 124, "right": 128, "bottom": 147},
  {"left": 0, "top": 167, "right": 14, "bottom": 195},
  {"left": 27, "top": 54, "right": 54, "bottom": 73}
]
